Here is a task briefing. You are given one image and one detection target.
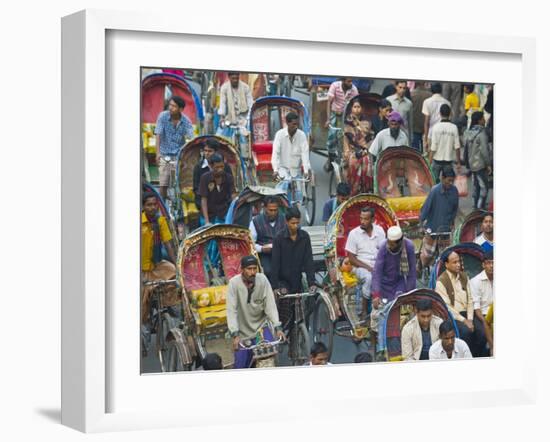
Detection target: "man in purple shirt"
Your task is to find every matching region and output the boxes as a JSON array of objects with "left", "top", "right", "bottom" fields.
[
  {"left": 371, "top": 225, "right": 416, "bottom": 305},
  {"left": 370, "top": 226, "right": 416, "bottom": 339}
]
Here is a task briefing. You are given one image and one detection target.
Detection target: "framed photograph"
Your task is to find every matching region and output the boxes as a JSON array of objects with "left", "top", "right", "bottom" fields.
[{"left": 62, "top": 9, "right": 537, "bottom": 433}]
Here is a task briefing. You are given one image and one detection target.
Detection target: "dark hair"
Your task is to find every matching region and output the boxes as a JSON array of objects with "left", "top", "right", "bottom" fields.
[
  {"left": 431, "top": 83, "right": 442, "bottom": 94},
  {"left": 439, "top": 103, "right": 451, "bottom": 118},
  {"left": 142, "top": 191, "right": 157, "bottom": 205},
  {"left": 354, "top": 352, "right": 373, "bottom": 363},
  {"left": 336, "top": 182, "right": 351, "bottom": 197},
  {"left": 264, "top": 196, "right": 280, "bottom": 206},
  {"left": 441, "top": 167, "right": 456, "bottom": 178},
  {"left": 379, "top": 99, "right": 392, "bottom": 109},
  {"left": 439, "top": 320, "right": 455, "bottom": 336},
  {"left": 360, "top": 206, "right": 376, "bottom": 218},
  {"left": 310, "top": 342, "right": 328, "bottom": 357},
  {"left": 207, "top": 153, "right": 224, "bottom": 165},
  {"left": 470, "top": 111, "right": 485, "bottom": 127},
  {"left": 205, "top": 138, "right": 221, "bottom": 151},
  {"left": 227, "top": 71, "right": 240, "bottom": 77},
  {"left": 483, "top": 250, "right": 494, "bottom": 261},
  {"left": 395, "top": 80, "right": 407, "bottom": 86},
  {"left": 285, "top": 206, "right": 301, "bottom": 221},
  {"left": 416, "top": 299, "right": 433, "bottom": 312},
  {"left": 285, "top": 112, "right": 299, "bottom": 123},
  {"left": 442, "top": 250, "right": 459, "bottom": 264},
  {"left": 464, "top": 83, "right": 475, "bottom": 93},
  {"left": 169, "top": 95, "right": 186, "bottom": 109},
  {"left": 202, "top": 353, "right": 223, "bottom": 370}
]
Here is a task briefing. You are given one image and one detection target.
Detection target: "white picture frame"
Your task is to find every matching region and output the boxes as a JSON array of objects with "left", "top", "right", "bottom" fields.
[{"left": 62, "top": 9, "right": 537, "bottom": 433}]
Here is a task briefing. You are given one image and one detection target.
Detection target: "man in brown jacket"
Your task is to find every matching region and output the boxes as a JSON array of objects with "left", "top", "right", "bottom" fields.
[
  {"left": 401, "top": 299, "right": 443, "bottom": 361},
  {"left": 435, "top": 251, "right": 487, "bottom": 357}
]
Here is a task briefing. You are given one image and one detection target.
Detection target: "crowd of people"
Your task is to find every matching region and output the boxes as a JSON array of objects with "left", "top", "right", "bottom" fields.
[{"left": 141, "top": 71, "right": 494, "bottom": 370}]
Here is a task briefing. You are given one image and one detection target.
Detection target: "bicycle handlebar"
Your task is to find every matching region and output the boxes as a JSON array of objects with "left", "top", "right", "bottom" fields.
[
  {"left": 143, "top": 279, "right": 177, "bottom": 287},
  {"left": 277, "top": 291, "right": 317, "bottom": 299},
  {"left": 238, "top": 336, "right": 284, "bottom": 350}
]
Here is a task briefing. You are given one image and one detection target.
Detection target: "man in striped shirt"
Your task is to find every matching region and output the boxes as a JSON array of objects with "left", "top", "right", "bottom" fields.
[{"left": 325, "top": 78, "right": 358, "bottom": 129}]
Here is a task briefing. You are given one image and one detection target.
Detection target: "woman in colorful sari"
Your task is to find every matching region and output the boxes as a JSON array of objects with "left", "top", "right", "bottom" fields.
[{"left": 343, "top": 99, "right": 375, "bottom": 195}]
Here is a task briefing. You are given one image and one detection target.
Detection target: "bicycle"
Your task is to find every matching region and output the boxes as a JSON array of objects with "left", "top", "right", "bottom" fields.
[
  {"left": 416, "top": 227, "right": 453, "bottom": 287},
  {"left": 275, "top": 174, "right": 316, "bottom": 226},
  {"left": 220, "top": 119, "right": 251, "bottom": 187},
  {"left": 276, "top": 291, "right": 318, "bottom": 366},
  {"left": 142, "top": 278, "right": 190, "bottom": 372}
]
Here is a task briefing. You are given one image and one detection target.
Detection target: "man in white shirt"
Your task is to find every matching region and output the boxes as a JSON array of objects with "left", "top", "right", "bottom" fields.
[
  {"left": 428, "top": 104, "right": 461, "bottom": 183},
  {"left": 387, "top": 80, "right": 413, "bottom": 141},
  {"left": 271, "top": 112, "right": 311, "bottom": 203},
  {"left": 429, "top": 319, "right": 473, "bottom": 360},
  {"left": 473, "top": 213, "right": 494, "bottom": 253},
  {"left": 369, "top": 111, "right": 409, "bottom": 158},
  {"left": 470, "top": 251, "right": 493, "bottom": 357},
  {"left": 345, "top": 207, "right": 386, "bottom": 317},
  {"left": 422, "top": 82, "right": 451, "bottom": 153}
]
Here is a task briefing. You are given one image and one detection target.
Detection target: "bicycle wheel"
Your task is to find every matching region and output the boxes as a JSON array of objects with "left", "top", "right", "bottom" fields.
[
  {"left": 310, "top": 297, "right": 334, "bottom": 358},
  {"left": 293, "top": 322, "right": 311, "bottom": 366},
  {"left": 301, "top": 180, "right": 316, "bottom": 226},
  {"left": 165, "top": 336, "right": 192, "bottom": 372},
  {"left": 156, "top": 312, "right": 172, "bottom": 372}
]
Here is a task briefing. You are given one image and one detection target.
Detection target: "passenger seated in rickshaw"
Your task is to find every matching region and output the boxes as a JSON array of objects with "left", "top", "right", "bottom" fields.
[
  {"left": 198, "top": 153, "right": 237, "bottom": 272},
  {"left": 344, "top": 207, "right": 386, "bottom": 319},
  {"left": 473, "top": 213, "right": 494, "bottom": 253},
  {"left": 400, "top": 299, "right": 443, "bottom": 361},
  {"left": 434, "top": 251, "right": 487, "bottom": 357},
  {"left": 192, "top": 138, "right": 233, "bottom": 212},
  {"left": 339, "top": 256, "right": 361, "bottom": 316},
  {"left": 428, "top": 320, "right": 472, "bottom": 360},
  {"left": 249, "top": 196, "right": 286, "bottom": 284},
  {"left": 140, "top": 192, "right": 178, "bottom": 324},
  {"left": 343, "top": 98, "right": 375, "bottom": 195},
  {"left": 226, "top": 255, "right": 285, "bottom": 369},
  {"left": 322, "top": 182, "right": 351, "bottom": 223}
]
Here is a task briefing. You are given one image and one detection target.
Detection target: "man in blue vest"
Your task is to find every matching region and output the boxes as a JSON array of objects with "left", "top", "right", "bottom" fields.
[{"left": 249, "top": 196, "right": 286, "bottom": 283}]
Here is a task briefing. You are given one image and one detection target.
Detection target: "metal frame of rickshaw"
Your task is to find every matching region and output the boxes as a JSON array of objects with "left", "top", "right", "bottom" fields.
[{"left": 319, "top": 193, "right": 399, "bottom": 352}]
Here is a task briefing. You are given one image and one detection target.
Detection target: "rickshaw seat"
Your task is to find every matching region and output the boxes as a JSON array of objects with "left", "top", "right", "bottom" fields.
[
  {"left": 252, "top": 141, "right": 273, "bottom": 154},
  {"left": 197, "top": 304, "right": 227, "bottom": 328},
  {"left": 190, "top": 285, "right": 228, "bottom": 328},
  {"left": 252, "top": 152, "right": 273, "bottom": 171}
]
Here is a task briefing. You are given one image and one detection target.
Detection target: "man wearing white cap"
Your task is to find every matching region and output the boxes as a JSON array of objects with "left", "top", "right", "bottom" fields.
[{"left": 370, "top": 226, "right": 416, "bottom": 339}]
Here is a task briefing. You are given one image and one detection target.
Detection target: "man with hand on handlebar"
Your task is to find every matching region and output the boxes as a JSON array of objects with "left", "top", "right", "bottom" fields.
[
  {"left": 226, "top": 255, "right": 285, "bottom": 369},
  {"left": 271, "top": 112, "right": 312, "bottom": 199}
]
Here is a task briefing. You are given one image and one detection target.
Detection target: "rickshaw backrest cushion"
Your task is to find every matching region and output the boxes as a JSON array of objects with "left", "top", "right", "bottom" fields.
[
  {"left": 387, "top": 196, "right": 426, "bottom": 221},
  {"left": 190, "top": 285, "right": 227, "bottom": 308},
  {"left": 197, "top": 304, "right": 227, "bottom": 328}
]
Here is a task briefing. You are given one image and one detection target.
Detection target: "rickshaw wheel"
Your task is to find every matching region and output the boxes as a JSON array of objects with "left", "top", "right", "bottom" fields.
[
  {"left": 301, "top": 181, "right": 316, "bottom": 226},
  {"left": 292, "top": 323, "right": 311, "bottom": 366},
  {"left": 310, "top": 297, "right": 334, "bottom": 358},
  {"left": 165, "top": 336, "right": 192, "bottom": 372},
  {"left": 156, "top": 312, "right": 172, "bottom": 372}
]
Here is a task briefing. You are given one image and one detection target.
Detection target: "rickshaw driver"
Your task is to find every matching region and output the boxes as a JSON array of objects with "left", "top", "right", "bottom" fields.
[
  {"left": 271, "top": 112, "right": 312, "bottom": 203},
  {"left": 226, "top": 255, "right": 286, "bottom": 369},
  {"left": 140, "top": 192, "right": 178, "bottom": 324}
]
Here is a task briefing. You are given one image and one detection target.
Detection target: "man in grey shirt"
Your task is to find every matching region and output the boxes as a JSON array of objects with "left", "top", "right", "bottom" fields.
[
  {"left": 387, "top": 80, "right": 413, "bottom": 141},
  {"left": 227, "top": 255, "right": 285, "bottom": 368},
  {"left": 369, "top": 110, "right": 409, "bottom": 158}
]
